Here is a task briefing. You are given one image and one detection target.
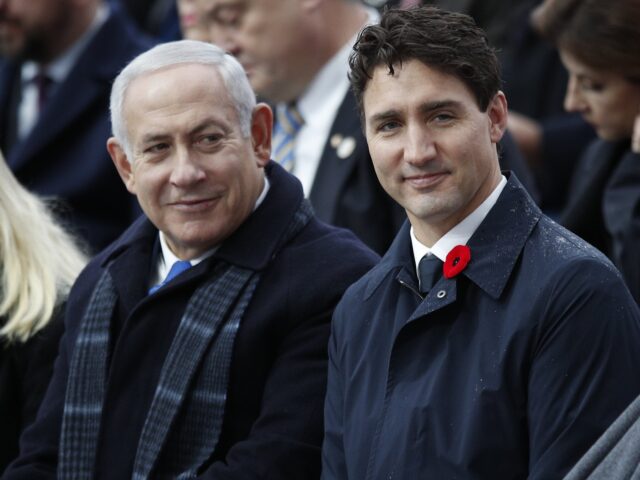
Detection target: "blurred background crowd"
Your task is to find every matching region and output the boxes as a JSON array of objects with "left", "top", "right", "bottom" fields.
[{"left": 0, "top": 0, "right": 639, "bottom": 475}]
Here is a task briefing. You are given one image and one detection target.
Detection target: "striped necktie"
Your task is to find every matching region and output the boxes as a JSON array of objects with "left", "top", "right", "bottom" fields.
[{"left": 273, "top": 103, "right": 304, "bottom": 172}]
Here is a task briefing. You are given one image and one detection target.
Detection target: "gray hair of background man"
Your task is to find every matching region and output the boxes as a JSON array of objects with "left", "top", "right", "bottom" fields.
[{"left": 109, "top": 39, "right": 257, "bottom": 158}]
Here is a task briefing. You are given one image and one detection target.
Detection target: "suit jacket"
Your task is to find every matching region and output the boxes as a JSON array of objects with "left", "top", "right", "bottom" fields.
[
  {"left": 0, "top": 309, "right": 65, "bottom": 475},
  {"left": 308, "top": 91, "right": 406, "bottom": 255},
  {"left": 561, "top": 139, "right": 640, "bottom": 302},
  {"left": 5, "top": 162, "right": 379, "bottom": 479},
  {"left": 322, "top": 173, "right": 640, "bottom": 479},
  {"left": 0, "top": 7, "right": 152, "bottom": 253}
]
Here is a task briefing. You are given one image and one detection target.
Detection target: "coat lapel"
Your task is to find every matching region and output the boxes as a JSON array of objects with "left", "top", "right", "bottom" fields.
[
  {"left": 7, "top": 9, "right": 147, "bottom": 171},
  {"left": 309, "top": 92, "right": 367, "bottom": 222}
]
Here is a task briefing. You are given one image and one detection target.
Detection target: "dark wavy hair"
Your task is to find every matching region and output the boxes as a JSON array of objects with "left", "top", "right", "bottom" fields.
[
  {"left": 348, "top": 6, "right": 501, "bottom": 116},
  {"left": 532, "top": 0, "right": 640, "bottom": 82}
]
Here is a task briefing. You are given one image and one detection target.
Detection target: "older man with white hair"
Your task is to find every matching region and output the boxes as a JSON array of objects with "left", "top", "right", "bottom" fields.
[{"left": 4, "top": 40, "right": 377, "bottom": 479}]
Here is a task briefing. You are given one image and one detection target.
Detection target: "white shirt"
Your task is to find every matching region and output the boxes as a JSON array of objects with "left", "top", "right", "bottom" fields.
[
  {"left": 411, "top": 175, "right": 508, "bottom": 279},
  {"left": 150, "top": 177, "right": 271, "bottom": 289},
  {"left": 18, "top": 3, "right": 109, "bottom": 139},
  {"left": 285, "top": 8, "right": 379, "bottom": 196}
]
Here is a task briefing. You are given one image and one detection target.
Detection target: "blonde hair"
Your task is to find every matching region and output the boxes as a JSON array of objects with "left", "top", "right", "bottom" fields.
[{"left": 0, "top": 152, "right": 87, "bottom": 342}]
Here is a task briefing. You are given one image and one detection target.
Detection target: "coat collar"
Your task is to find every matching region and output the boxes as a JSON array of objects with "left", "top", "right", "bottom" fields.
[{"left": 364, "top": 173, "right": 541, "bottom": 301}]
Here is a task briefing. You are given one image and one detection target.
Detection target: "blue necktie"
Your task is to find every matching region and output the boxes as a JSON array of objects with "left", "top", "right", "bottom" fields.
[
  {"left": 418, "top": 255, "right": 442, "bottom": 295},
  {"left": 273, "top": 104, "right": 304, "bottom": 172},
  {"left": 149, "top": 260, "right": 192, "bottom": 295}
]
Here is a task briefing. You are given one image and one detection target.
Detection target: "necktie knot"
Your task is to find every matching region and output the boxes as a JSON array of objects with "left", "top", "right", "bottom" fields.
[
  {"left": 273, "top": 103, "right": 304, "bottom": 172},
  {"left": 418, "top": 254, "right": 442, "bottom": 295},
  {"left": 149, "top": 260, "right": 192, "bottom": 295}
]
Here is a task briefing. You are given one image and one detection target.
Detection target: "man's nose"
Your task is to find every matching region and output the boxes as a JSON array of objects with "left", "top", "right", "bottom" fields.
[
  {"left": 404, "top": 125, "right": 437, "bottom": 165},
  {"left": 170, "top": 149, "right": 206, "bottom": 186}
]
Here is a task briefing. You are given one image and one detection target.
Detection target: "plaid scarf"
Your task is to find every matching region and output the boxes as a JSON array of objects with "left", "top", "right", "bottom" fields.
[{"left": 59, "top": 199, "right": 313, "bottom": 479}]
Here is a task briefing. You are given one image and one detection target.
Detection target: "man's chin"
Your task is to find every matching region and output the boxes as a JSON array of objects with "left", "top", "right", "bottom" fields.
[{"left": 595, "top": 127, "right": 630, "bottom": 143}]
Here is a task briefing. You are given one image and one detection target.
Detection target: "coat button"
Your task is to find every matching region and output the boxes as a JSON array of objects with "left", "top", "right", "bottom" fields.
[{"left": 436, "top": 290, "right": 447, "bottom": 299}]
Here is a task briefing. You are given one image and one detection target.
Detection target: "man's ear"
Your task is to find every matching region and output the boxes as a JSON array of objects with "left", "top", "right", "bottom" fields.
[
  {"left": 487, "top": 91, "right": 508, "bottom": 143},
  {"left": 251, "top": 103, "right": 273, "bottom": 167},
  {"left": 107, "top": 137, "right": 136, "bottom": 194}
]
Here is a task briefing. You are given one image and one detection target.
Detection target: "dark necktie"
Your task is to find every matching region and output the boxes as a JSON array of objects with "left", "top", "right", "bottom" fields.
[
  {"left": 34, "top": 70, "right": 53, "bottom": 112},
  {"left": 149, "top": 260, "right": 192, "bottom": 295},
  {"left": 418, "top": 254, "right": 442, "bottom": 295}
]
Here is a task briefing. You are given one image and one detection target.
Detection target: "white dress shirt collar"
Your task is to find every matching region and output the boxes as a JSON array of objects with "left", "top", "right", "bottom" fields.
[
  {"left": 411, "top": 175, "right": 507, "bottom": 273},
  {"left": 152, "top": 176, "right": 271, "bottom": 286}
]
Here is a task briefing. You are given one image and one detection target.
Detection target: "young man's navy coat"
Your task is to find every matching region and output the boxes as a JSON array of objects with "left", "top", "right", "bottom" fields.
[
  {"left": 6, "top": 163, "right": 379, "bottom": 479},
  {"left": 322, "top": 174, "right": 640, "bottom": 480}
]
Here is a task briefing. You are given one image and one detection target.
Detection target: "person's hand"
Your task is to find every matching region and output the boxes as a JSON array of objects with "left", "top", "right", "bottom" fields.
[{"left": 632, "top": 113, "right": 640, "bottom": 153}]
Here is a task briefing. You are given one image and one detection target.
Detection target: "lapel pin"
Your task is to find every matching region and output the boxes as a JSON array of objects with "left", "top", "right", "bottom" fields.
[
  {"left": 330, "top": 133, "right": 343, "bottom": 149},
  {"left": 337, "top": 136, "right": 356, "bottom": 159}
]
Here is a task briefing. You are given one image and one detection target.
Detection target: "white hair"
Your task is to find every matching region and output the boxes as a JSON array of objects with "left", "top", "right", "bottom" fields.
[
  {"left": 0, "top": 152, "right": 87, "bottom": 342},
  {"left": 110, "top": 39, "right": 257, "bottom": 157}
]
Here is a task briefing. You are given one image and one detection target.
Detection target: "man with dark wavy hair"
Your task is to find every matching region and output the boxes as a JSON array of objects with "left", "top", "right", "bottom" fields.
[{"left": 321, "top": 7, "right": 640, "bottom": 479}]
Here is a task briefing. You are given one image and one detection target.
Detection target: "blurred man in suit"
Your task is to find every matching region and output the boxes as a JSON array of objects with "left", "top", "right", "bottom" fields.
[
  {"left": 0, "top": 0, "right": 152, "bottom": 252},
  {"left": 197, "top": 0, "right": 405, "bottom": 254}
]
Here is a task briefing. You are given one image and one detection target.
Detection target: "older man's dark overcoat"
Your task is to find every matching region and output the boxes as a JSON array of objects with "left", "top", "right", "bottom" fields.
[{"left": 6, "top": 163, "right": 378, "bottom": 479}]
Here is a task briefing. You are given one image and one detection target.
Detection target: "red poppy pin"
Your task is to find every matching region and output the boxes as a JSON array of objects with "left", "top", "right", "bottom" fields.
[{"left": 443, "top": 245, "right": 471, "bottom": 279}]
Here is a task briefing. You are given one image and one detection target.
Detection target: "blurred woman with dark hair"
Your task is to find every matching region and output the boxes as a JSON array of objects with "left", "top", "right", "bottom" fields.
[
  {"left": 533, "top": 3, "right": 640, "bottom": 476},
  {"left": 533, "top": 0, "right": 640, "bottom": 302},
  {"left": 0, "top": 152, "right": 87, "bottom": 473}
]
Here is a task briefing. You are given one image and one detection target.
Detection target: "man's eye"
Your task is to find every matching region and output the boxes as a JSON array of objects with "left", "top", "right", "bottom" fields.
[
  {"left": 198, "top": 134, "right": 222, "bottom": 146},
  {"left": 433, "top": 113, "right": 454, "bottom": 122},
  {"left": 215, "top": 8, "right": 242, "bottom": 27},
  {"left": 145, "top": 143, "right": 169, "bottom": 154},
  {"left": 379, "top": 121, "right": 401, "bottom": 132}
]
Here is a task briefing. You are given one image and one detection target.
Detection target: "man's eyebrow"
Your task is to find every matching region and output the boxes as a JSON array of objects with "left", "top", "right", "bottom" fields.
[
  {"left": 368, "top": 100, "right": 463, "bottom": 124},
  {"left": 140, "top": 133, "right": 170, "bottom": 145},
  {"left": 208, "top": 2, "right": 242, "bottom": 18},
  {"left": 368, "top": 109, "right": 400, "bottom": 125},
  {"left": 139, "top": 120, "right": 225, "bottom": 145},
  {"left": 418, "top": 99, "right": 463, "bottom": 114},
  {"left": 189, "top": 120, "right": 225, "bottom": 136}
]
